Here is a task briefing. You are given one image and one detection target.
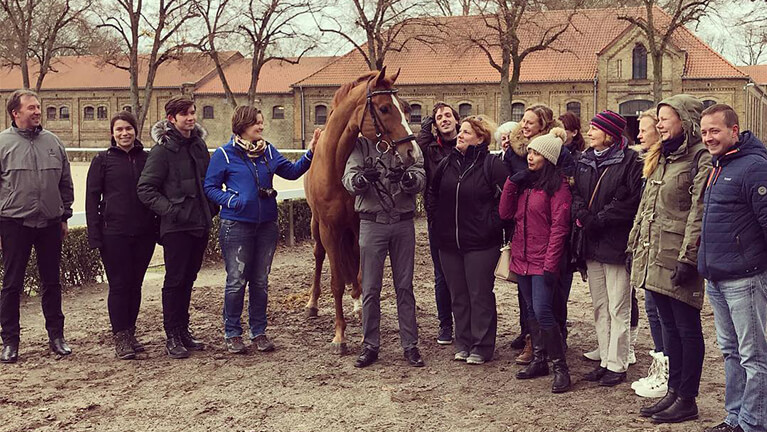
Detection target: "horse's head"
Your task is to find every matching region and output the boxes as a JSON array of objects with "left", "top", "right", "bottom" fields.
[{"left": 355, "top": 67, "right": 421, "bottom": 167}]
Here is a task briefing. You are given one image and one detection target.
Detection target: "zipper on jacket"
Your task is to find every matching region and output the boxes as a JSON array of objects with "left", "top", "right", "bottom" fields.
[
  {"left": 454, "top": 153, "right": 479, "bottom": 250},
  {"left": 523, "top": 190, "right": 530, "bottom": 275}
]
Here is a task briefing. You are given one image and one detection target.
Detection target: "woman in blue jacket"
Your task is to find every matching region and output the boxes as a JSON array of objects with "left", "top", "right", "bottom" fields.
[{"left": 204, "top": 105, "right": 320, "bottom": 354}]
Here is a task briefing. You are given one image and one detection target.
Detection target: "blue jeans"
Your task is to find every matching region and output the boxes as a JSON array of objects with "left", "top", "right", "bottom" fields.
[
  {"left": 219, "top": 219, "right": 279, "bottom": 339},
  {"left": 645, "top": 290, "right": 665, "bottom": 354},
  {"left": 428, "top": 222, "right": 452, "bottom": 330},
  {"left": 706, "top": 272, "right": 767, "bottom": 432},
  {"left": 516, "top": 274, "right": 555, "bottom": 329}
]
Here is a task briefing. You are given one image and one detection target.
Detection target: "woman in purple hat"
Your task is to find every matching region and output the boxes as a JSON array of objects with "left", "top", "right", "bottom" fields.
[{"left": 571, "top": 110, "right": 643, "bottom": 386}]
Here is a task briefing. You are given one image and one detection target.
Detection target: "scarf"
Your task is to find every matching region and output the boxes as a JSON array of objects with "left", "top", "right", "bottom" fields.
[
  {"left": 234, "top": 135, "right": 266, "bottom": 159},
  {"left": 662, "top": 133, "right": 685, "bottom": 157}
]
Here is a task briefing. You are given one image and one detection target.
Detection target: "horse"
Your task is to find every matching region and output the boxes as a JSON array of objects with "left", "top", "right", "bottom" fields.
[{"left": 303, "top": 67, "right": 421, "bottom": 354}]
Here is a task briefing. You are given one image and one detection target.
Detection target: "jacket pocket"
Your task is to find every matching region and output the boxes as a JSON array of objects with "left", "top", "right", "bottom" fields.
[
  {"left": 169, "top": 196, "right": 194, "bottom": 224},
  {"left": 676, "top": 172, "right": 692, "bottom": 212},
  {"left": 656, "top": 219, "right": 686, "bottom": 269}
]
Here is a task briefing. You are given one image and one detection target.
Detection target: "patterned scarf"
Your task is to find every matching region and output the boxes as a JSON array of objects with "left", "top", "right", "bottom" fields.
[{"left": 234, "top": 135, "right": 266, "bottom": 159}]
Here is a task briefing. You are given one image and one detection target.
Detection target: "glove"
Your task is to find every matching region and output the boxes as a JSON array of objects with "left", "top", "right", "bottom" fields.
[
  {"left": 577, "top": 210, "right": 600, "bottom": 233},
  {"left": 401, "top": 171, "right": 417, "bottom": 188},
  {"left": 386, "top": 166, "right": 405, "bottom": 183},
  {"left": 420, "top": 115, "right": 435, "bottom": 132},
  {"left": 544, "top": 270, "right": 559, "bottom": 288},
  {"left": 670, "top": 261, "right": 697, "bottom": 287},
  {"left": 354, "top": 166, "right": 381, "bottom": 188},
  {"left": 625, "top": 253, "right": 633, "bottom": 275},
  {"left": 509, "top": 169, "right": 532, "bottom": 186}
]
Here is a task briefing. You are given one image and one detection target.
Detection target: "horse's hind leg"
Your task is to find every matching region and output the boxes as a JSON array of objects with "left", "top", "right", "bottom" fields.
[{"left": 305, "top": 216, "right": 325, "bottom": 318}]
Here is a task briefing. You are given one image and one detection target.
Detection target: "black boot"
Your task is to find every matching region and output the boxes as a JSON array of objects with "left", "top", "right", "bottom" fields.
[
  {"left": 128, "top": 327, "right": 145, "bottom": 353},
  {"left": 640, "top": 388, "right": 677, "bottom": 417},
  {"left": 652, "top": 396, "right": 698, "bottom": 424},
  {"left": 179, "top": 328, "right": 205, "bottom": 351},
  {"left": 543, "top": 326, "right": 571, "bottom": 393},
  {"left": 166, "top": 329, "right": 190, "bottom": 359},
  {"left": 509, "top": 333, "right": 527, "bottom": 350},
  {"left": 516, "top": 319, "right": 549, "bottom": 379}
]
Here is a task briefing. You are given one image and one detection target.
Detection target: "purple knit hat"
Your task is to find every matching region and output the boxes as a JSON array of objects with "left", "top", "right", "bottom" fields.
[{"left": 590, "top": 110, "right": 627, "bottom": 143}]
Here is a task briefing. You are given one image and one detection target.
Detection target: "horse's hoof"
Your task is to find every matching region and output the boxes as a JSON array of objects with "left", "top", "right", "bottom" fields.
[
  {"left": 304, "top": 307, "right": 319, "bottom": 319},
  {"left": 330, "top": 342, "right": 348, "bottom": 355}
]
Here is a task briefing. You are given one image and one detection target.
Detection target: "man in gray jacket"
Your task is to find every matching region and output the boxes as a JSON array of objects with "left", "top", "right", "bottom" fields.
[
  {"left": 0, "top": 89, "right": 74, "bottom": 363},
  {"left": 342, "top": 136, "right": 426, "bottom": 368}
]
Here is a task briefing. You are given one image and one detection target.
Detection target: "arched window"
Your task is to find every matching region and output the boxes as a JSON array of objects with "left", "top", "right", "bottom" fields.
[
  {"left": 458, "top": 103, "right": 472, "bottom": 118},
  {"left": 566, "top": 101, "right": 581, "bottom": 119},
  {"left": 619, "top": 99, "right": 654, "bottom": 117},
  {"left": 202, "top": 105, "right": 214, "bottom": 119},
  {"left": 315, "top": 105, "right": 327, "bottom": 125},
  {"left": 59, "top": 106, "right": 70, "bottom": 120},
  {"left": 632, "top": 44, "right": 648, "bottom": 80},
  {"left": 272, "top": 105, "right": 285, "bottom": 120},
  {"left": 409, "top": 103, "right": 422, "bottom": 124},
  {"left": 703, "top": 99, "right": 716, "bottom": 108},
  {"left": 83, "top": 106, "right": 95, "bottom": 121},
  {"left": 97, "top": 106, "right": 108, "bottom": 120},
  {"left": 122, "top": 105, "right": 132, "bottom": 113},
  {"left": 511, "top": 102, "right": 525, "bottom": 122},
  {"left": 46, "top": 107, "right": 57, "bottom": 121}
]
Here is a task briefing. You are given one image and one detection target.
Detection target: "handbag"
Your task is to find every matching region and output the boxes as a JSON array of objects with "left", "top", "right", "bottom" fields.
[{"left": 494, "top": 242, "right": 517, "bottom": 283}]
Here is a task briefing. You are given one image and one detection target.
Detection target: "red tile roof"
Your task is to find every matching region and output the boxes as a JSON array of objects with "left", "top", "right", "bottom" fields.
[
  {"left": 194, "top": 56, "right": 337, "bottom": 95},
  {"left": 295, "top": 7, "right": 746, "bottom": 86},
  {"left": 0, "top": 52, "right": 241, "bottom": 90},
  {"left": 739, "top": 65, "right": 767, "bottom": 85}
]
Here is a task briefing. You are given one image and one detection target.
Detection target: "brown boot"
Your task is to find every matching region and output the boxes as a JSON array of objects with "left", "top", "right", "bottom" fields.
[{"left": 515, "top": 335, "right": 533, "bottom": 365}]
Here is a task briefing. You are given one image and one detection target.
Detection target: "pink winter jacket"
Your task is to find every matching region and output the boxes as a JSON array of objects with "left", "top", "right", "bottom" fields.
[{"left": 499, "top": 177, "right": 572, "bottom": 276}]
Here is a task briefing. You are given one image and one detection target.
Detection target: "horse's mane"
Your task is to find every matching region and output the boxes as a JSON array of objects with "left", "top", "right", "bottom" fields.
[{"left": 330, "top": 72, "right": 378, "bottom": 110}]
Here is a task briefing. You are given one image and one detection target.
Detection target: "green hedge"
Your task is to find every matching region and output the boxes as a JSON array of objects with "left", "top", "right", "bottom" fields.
[{"left": 0, "top": 226, "right": 104, "bottom": 296}]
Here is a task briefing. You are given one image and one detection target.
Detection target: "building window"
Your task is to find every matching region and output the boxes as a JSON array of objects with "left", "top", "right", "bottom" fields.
[
  {"left": 315, "top": 105, "right": 327, "bottom": 125},
  {"left": 46, "top": 107, "right": 57, "bottom": 121},
  {"left": 202, "top": 105, "right": 214, "bottom": 120},
  {"left": 97, "top": 106, "right": 108, "bottom": 120},
  {"left": 83, "top": 106, "right": 95, "bottom": 121},
  {"left": 410, "top": 103, "right": 422, "bottom": 124},
  {"left": 632, "top": 44, "right": 648, "bottom": 80},
  {"left": 122, "top": 105, "right": 132, "bottom": 113},
  {"left": 619, "top": 99, "right": 654, "bottom": 117},
  {"left": 566, "top": 101, "right": 581, "bottom": 119},
  {"left": 272, "top": 105, "right": 285, "bottom": 120},
  {"left": 60, "top": 106, "right": 70, "bottom": 120},
  {"left": 511, "top": 102, "right": 525, "bottom": 122},
  {"left": 703, "top": 99, "right": 716, "bottom": 108},
  {"left": 458, "top": 103, "right": 472, "bottom": 118}
]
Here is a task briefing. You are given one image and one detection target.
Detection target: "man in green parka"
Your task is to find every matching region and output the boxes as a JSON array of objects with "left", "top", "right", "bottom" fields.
[{"left": 627, "top": 94, "right": 712, "bottom": 424}]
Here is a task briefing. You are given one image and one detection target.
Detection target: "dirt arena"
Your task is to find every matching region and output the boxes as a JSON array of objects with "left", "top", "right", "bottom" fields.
[{"left": 0, "top": 219, "right": 728, "bottom": 432}]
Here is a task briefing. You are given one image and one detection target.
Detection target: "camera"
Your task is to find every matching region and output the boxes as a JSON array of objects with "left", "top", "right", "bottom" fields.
[{"left": 258, "top": 187, "right": 278, "bottom": 199}]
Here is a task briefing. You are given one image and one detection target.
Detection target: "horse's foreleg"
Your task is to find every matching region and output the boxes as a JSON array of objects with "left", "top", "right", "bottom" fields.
[
  {"left": 330, "top": 272, "right": 348, "bottom": 355},
  {"left": 305, "top": 218, "right": 325, "bottom": 318}
]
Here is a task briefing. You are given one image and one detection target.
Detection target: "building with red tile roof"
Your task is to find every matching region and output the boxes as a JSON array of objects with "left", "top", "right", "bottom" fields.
[{"left": 740, "top": 65, "right": 767, "bottom": 86}]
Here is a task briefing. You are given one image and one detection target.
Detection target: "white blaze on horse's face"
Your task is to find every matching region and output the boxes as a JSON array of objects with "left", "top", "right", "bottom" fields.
[{"left": 391, "top": 94, "right": 422, "bottom": 164}]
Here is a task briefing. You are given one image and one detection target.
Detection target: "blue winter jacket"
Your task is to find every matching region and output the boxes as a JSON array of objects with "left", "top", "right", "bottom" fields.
[
  {"left": 698, "top": 131, "right": 767, "bottom": 282},
  {"left": 204, "top": 139, "right": 312, "bottom": 224}
]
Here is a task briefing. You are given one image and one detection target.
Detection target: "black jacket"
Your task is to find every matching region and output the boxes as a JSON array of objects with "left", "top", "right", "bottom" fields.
[
  {"left": 85, "top": 141, "right": 157, "bottom": 248},
  {"left": 137, "top": 121, "right": 218, "bottom": 238},
  {"left": 427, "top": 144, "right": 508, "bottom": 252},
  {"left": 417, "top": 121, "right": 456, "bottom": 219},
  {"left": 571, "top": 141, "right": 642, "bottom": 264}
]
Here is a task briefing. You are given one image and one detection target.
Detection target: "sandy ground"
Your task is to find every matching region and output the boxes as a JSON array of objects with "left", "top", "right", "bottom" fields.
[{"left": 0, "top": 219, "right": 729, "bottom": 432}]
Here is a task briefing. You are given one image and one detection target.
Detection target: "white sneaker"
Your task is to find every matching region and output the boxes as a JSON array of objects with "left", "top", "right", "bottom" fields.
[
  {"left": 631, "top": 350, "right": 660, "bottom": 390},
  {"left": 583, "top": 347, "right": 600, "bottom": 361},
  {"left": 454, "top": 351, "right": 469, "bottom": 361},
  {"left": 466, "top": 353, "right": 485, "bottom": 365},
  {"left": 634, "top": 352, "right": 669, "bottom": 398}
]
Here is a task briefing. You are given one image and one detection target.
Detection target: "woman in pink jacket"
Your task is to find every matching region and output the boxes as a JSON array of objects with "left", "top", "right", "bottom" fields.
[{"left": 499, "top": 128, "right": 572, "bottom": 393}]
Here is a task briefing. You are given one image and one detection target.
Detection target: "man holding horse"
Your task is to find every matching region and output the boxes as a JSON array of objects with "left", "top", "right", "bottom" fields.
[{"left": 343, "top": 132, "right": 427, "bottom": 368}]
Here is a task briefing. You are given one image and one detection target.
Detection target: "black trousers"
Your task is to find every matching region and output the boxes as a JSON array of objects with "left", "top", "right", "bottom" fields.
[
  {"left": 100, "top": 234, "right": 156, "bottom": 334},
  {"left": 0, "top": 220, "right": 64, "bottom": 344},
  {"left": 161, "top": 231, "right": 208, "bottom": 336}
]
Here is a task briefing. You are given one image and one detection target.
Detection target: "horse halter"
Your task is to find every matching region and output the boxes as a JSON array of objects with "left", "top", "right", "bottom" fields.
[{"left": 360, "top": 87, "right": 416, "bottom": 155}]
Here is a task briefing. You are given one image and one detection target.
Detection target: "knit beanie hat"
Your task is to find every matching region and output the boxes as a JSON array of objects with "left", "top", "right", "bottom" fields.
[
  {"left": 590, "top": 110, "right": 627, "bottom": 144},
  {"left": 527, "top": 127, "right": 566, "bottom": 165}
]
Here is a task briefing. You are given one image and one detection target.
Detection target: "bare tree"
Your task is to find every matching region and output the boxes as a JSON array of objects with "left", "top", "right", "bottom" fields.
[
  {"left": 466, "top": 0, "right": 581, "bottom": 122},
  {"left": 239, "top": 0, "right": 316, "bottom": 106},
  {"left": 191, "top": 0, "right": 240, "bottom": 108},
  {"left": 433, "top": 0, "right": 472, "bottom": 15},
  {"left": 316, "top": 0, "right": 434, "bottom": 70},
  {"left": 0, "top": 0, "right": 92, "bottom": 92},
  {"left": 738, "top": 24, "right": 767, "bottom": 65},
  {"left": 618, "top": 0, "right": 715, "bottom": 104},
  {"left": 97, "top": 0, "right": 199, "bottom": 135}
]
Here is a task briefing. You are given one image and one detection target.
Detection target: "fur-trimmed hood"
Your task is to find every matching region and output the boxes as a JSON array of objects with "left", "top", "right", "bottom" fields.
[
  {"left": 151, "top": 120, "right": 208, "bottom": 148},
  {"left": 507, "top": 119, "right": 564, "bottom": 157}
]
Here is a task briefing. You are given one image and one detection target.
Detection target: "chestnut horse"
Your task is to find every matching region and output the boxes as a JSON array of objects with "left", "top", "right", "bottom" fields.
[{"left": 304, "top": 67, "right": 420, "bottom": 353}]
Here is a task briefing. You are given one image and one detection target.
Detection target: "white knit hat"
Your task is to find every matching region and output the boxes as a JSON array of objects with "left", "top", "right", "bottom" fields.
[{"left": 527, "top": 127, "right": 566, "bottom": 165}]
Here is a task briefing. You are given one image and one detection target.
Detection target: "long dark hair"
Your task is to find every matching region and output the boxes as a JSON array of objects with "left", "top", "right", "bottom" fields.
[
  {"left": 559, "top": 111, "right": 585, "bottom": 152},
  {"left": 531, "top": 161, "right": 563, "bottom": 197}
]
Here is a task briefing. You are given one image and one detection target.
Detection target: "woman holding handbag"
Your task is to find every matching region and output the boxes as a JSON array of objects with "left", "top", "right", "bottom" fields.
[
  {"left": 499, "top": 128, "right": 572, "bottom": 393},
  {"left": 427, "top": 115, "right": 508, "bottom": 365},
  {"left": 571, "top": 110, "right": 643, "bottom": 387}
]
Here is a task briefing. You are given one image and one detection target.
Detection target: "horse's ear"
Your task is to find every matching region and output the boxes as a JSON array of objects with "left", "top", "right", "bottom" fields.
[
  {"left": 374, "top": 66, "right": 387, "bottom": 87},
  {"left": 387, "top": 68, "right": 400, "bottom": 84}
]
